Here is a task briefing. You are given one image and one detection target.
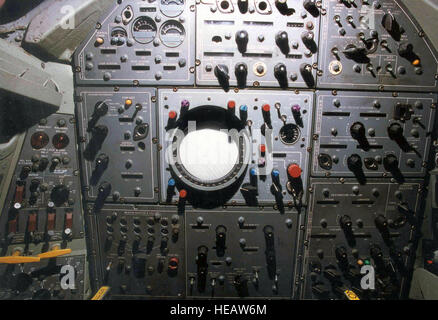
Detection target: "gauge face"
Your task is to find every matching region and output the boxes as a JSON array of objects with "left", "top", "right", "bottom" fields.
[
  {"left": 30, "top": 132, "right": 49, "bottom": 149},
  {"left": 132, "top": 16, "right": 157, "bottom": 44},
  {"left": 159, "top": 20, "right": 185, "bottom": 48},
  {"left": 52, "top": 133, "right": 70, "bottom": 150},
  {"left": 279, "top": 123, "right": 301, "bottom": 145},
  {"left": 161, "top": 0, "right": 184, "bottom": 4},
  {"left": 160, "top": 0, "right": 184, "bottom": 18},
  {"left": 111, "top": 27, "right": 127, "bottom": 38}
]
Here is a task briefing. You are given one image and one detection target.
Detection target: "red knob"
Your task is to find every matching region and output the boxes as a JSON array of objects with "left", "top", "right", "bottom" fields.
[
  {"left": 169, "top": 111, "right": 177, "bottom": 119},
  {"left": 168, "top": 257, "right": 179, "bottom": 270},
  {"left": 287, "top": 164, "right": 302, "bottom": 179},
  {"left": 179, "top": 189, "right": 187, "bottom": 199},
  {"left": 262, "top": 104, "right": 271, "bottom": 112},
  {"left": 227, "top": 100, "right": 236, "bottom": 109}
]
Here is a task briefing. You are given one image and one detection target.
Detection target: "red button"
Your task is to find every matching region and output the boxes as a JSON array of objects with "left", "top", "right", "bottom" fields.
[
  {"left": 287, "top": 164, "right": 302, "bottom": 179},
  {"left": 179, "top": 189, "right": 187, "bottom": 199},
  {"left": 262, "top": 104, "right": 270, "bottom": 112},
  {"left": 169, "top": 111, "right": 177, "bottom": 119},
  {"left": 260, "top": 144, "right": 266, "bottom": 154},
  {"left": 228, "top": 101, "right": 236, "bottom": 109}
]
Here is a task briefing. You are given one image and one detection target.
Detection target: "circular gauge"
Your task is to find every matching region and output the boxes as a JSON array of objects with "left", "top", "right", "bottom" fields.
[
  {"left": 31, "top": 132, "right": 49, "bottom": 150},
  {"left": 132, "top": 16, "right": 157, "bottom": 44},
  {"left": 279, "top": 123, "right": 301, "bottom": 145},
  {"left": 52, "top": 133, "right": 70, "bottom": 150},
  {"left": 111, "top": 27, "right": 127, "bottom": 46},
  {"left": 111, "top": 27, "right": 127, "bottom": 38},
  {"left": 160, "top": 0, "right": 185, "bottom": 18},
  {"left": 159, "top": 20, "right": 185, "bottom": 48}
]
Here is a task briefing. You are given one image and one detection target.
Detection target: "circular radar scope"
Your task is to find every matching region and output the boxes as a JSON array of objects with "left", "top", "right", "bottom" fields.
[
  {"left": 132, "top": 16, "right": 157, "bottom": 44},
  {"left": 159, "top": 20, "right": 185, "bottom": 48},
  {"left": 166, "top": 106, "right": 251, "bottom": 193}
]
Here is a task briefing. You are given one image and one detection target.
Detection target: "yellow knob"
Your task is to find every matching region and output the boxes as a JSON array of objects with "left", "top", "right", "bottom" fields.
[
  {"left": 0, "top": 250, "right": 41, "bottom": 264},
  {"left": 38, "top": 248, "right": 72, "bottom": 259}
]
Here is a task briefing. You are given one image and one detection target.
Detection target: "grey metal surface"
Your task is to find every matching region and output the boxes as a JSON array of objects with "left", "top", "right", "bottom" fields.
[
  {"left": 90, "top": 204, "right": 185, "bottom": 298},
  {"left": 185, "top": 207, "right": 300, "bottom": 298},
  {"left": 75, "top": 87, "right": 159, "bottom": 203},
  {"left": 0, "top": 243, "right": 87, "bottom": 300},
  {"left": 23, "top": 0, "right": 115, "bottom": 62},
  {"left": 301, "top": 178, "right": 425, "bottom": 299},
  {"left": 0, "top": 113, "right": 83, "bottom": 244},
  {"left": 317, "top": 0, "right": 438, "bottom": 92},
  {"left": 195, "top": 0, "right": 320, "bottom": 89},
  {"left": 312, "top": 90, "right": 436, "bottom": 179},
  {"left": 74, "top": 0, "right": 195, "bottom": 86},
  {"left": 158, "top": 88, "right": 313, "bottom": 207},
  {"left": 0, "top": 39, "right": 62, "bottom": 113}
]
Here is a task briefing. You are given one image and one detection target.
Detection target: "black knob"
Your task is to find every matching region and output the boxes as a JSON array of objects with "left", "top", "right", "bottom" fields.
[
  {"left": 95, "top": 181, "right": 111, "bottom": 210},
  {"left": 275, "top": 31, "right": 289, "bottom": 55},
  {"left": 398, "top": 42, "right": 414, "bottom": 57},
  {"left": 88, "top": 101, "right": 108, "bottom": 132},
  {"left": 303, "top": 0, "right": 319, "bottom": 17},
  {"left": 237, "top": 0, "right": 248, "bottom": 13},
  {"left": 335, "top": 246, "right": 348, "bottom": 264},
  {"left": 214, "top": 64, "right": 230, "bottom": 90},
  {"left": 50, "top": 185, "right": 70, "bottom": 206},
  {"left": 343, "top": 44, "right": 368, "bottom": 60},
  {"left": 196, "top": 245, "right": 208, "bottom": 292},
  {"left": 50, "top": 157, "right": 61, "bottom": 171},
  {"left": 382, "top": 12, "right": 402, "bottom": 41},
  {"left": 301, "top": 31, "right": 315, "bottom": 50},
  {"left": 370, "top": 244, "right": 384, "bottom": 261},
  {"left": 216, "top": 225, "right": 226, "bottom": 241},
  {"left": 197, "top": 245, "right": 208, "bottom": 265},
  {"left": 383, "top": 154, "right": 399, "bottom": 171},
  {"left": 347, "top": 154, "right": 362, "bottom": 172},
  {"left": 235, "top": 30, "right": 249, "bottom": 54},
  {"left": 300, "top": 63, "right": 315, "bottom": 87},
  {"left": 274, "top": 63, "right": 288, "bottom": 88},
  {"left": 29, "top": 179, "right": 40, "bottom": 192},
  {"left": 235, "top": 63, "right": 248, "bottom": 89},
  {"left": 38, "top": 157, "right": 49, "bottom": 171},
  {"left": 350, "top": 122, "right": 366, "bottom": 140},
  {"left": 95, "top": 153, "right": 109, "bottom": 172},
  {"left": 19, "top": 166, "right": 31, "bottom": 180},
  {"left": 216, "top": 225, "right": 227, "bottom": 249},
  {"left": 387, "top": 123, "right": 404, "bottom": 140},
  {"left": 374, "top": 215, "right": 388, "bottom": 232},
  {"left": 340, "top": 215, "right": 353, "bottom": 231}
]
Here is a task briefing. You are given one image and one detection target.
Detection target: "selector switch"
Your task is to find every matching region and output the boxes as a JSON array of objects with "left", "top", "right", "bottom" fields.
[
  {"left": 214, "top": 65, "right": 230, "bottom": 91},
  {"left": 274, "top": 63, "right": 288, "bottom": 88},
  {"left": 303, "top": 0, "right": 319, "bottom": 17},
  {"left": 275, "top": 31, "right": 290, "bottom": 55},
  {"left": 235, "top": 30, "right": 249, "bottom": 54},
  {"left": 235, "top": 63, "right": 248, "bottom": 89}
]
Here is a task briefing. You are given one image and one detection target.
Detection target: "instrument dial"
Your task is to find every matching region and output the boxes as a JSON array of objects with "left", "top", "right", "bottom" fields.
[
  {"left": 30, "top": 132, "right": 49, "bottom": 150},
  {"left": 159, "top": 20, "right": 185, "bottom": 48},
  {"left": 132, "top": 16, "right": 157, "bottom": 44}
]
